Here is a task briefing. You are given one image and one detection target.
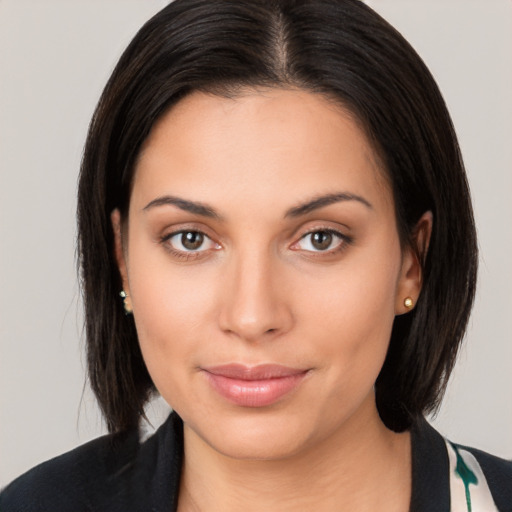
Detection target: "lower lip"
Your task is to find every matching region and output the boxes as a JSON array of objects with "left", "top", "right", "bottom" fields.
[{"left": 203, "top": 372, "right": 308, "bottom": 407}]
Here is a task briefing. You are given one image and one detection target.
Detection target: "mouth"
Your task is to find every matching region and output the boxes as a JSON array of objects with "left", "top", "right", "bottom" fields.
[{"left": 201, "top": 364, "right": 310, "bottom": 407}]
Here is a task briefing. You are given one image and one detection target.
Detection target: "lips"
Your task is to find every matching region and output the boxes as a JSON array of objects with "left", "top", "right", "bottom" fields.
[{"left": 201, "top": 364, "right": 309, "bottom": 407}]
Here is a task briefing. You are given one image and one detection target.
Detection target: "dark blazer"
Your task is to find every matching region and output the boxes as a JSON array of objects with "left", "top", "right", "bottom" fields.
[{"left": 1, "top": 412, "right": 511, "bottom": 511}]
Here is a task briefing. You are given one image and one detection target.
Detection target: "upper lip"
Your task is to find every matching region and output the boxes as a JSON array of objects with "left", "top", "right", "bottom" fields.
[{"left": 202, "top": 364, "right": 308, "bottom": 380}]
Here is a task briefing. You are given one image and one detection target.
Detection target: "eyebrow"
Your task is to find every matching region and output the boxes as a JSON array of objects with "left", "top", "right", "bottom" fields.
[
  {"left": 142, "top": 191, "right": 372, "bottom": 220},
  {"left": 142, "top": 195, "right": 222, "bottom": 219},
  {"left": 285, "top": 192, "right": 373, "bottom": 218}
]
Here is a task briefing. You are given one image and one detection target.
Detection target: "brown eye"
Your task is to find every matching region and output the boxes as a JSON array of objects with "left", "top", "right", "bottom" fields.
[
  {"left": 311, "top": 231, "right": 333, "bottom": 250},
  {"left": 293, "top": 229, "right": 348, "bottom": 253},
  {"left": 181, "top": 231, "right": 204, "bottom": 250},
  {"left": 165, "top": 230, "right": 219, "bottom": 253}
]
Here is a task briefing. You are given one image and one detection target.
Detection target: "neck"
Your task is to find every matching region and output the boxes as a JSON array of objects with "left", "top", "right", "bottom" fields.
[{"left": 177, "top": 401, "right": 411, "bottom": 512}]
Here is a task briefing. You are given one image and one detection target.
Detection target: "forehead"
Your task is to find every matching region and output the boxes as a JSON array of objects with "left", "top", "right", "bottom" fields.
[{"left": 132, "top": 88, "right": 392, "bottom": 215}]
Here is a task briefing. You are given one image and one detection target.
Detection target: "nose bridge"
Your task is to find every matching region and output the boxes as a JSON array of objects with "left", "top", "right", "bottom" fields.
[{"left": 219, "top": 244, "right": 292, "bottom": 341}]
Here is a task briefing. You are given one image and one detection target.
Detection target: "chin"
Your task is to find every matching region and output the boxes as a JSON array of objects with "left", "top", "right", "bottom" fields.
[
  {"left": 206, "top": 430, "right": 309, "bottom": 462},
  {"left": 183, "top": 407, "right": 318, "bottom": 461}
]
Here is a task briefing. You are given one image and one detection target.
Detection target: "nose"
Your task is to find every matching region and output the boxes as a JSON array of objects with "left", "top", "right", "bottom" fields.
[{"left": 218, "top": 249, "right": 294, "bottom": 343}]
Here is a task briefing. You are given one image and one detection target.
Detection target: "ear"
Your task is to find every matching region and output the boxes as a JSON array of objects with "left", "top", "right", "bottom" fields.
[
  {"left": 111, "top": 209, "right": 132, "bottom": 311},
  {"left": 395, "top": 211, "right": 433, "bottom": 315}
]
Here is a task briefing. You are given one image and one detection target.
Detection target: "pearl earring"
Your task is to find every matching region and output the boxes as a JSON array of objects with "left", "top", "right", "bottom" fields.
[{"left": 119, "top": 290, "right": 133, "bottom": 315}]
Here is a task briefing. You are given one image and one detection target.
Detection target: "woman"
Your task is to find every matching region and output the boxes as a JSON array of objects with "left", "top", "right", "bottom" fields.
[{"left": 1, "top": 0, "right": 510, "bottom": 510}]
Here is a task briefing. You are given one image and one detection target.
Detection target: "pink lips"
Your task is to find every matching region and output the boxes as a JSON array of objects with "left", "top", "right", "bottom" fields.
[{"left": 202, "top": 364, "right": 309, "bottom": 407}]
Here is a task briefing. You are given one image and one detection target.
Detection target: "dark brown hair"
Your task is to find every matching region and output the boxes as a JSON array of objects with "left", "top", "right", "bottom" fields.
[{"left": 77, "top": 0, "right": 477, "bottom": 433}]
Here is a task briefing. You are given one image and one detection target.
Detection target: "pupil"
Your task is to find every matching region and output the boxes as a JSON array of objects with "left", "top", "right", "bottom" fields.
[
  {"left": 182, "top": 232, "right": 203, "bottom": 250},
  {"left": 312, "top": 231, "right": 332, "bottom": 250}
]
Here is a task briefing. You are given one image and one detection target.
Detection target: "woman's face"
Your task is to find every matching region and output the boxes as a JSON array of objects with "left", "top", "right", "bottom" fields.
[{"left": 113, "top": 89, "right": 423, "bottom": 460}]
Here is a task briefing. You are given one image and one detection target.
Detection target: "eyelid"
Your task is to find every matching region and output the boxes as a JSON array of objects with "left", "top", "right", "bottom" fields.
[
  {"left": 159, "top": 225, "right": 221, "bottom": 260},
  {"left": 159, "top": 221, "right": 219, "bottom": 243},
  {"left": 289, "top": 225, "right": 353, "bottom": 254},
  {"left": 166, "top": 231, "right": 218, "bottom": 250},
  {"left": 157, "top": 222, "right": 352, "bottom": 260}
]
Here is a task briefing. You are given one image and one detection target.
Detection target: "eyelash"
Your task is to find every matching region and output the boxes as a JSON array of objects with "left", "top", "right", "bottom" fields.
[
  {"left": 159, "top": 227, "right": 353, "bottom": 261},
  {"left": 291, "top": 228, "right": 353, "bottom": 256},
  {"left": 160, "top": 230, "right": 220, "bottom": 261}
]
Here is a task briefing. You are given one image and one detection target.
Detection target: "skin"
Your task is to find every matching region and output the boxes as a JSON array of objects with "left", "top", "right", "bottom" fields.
[{"left": 113, "top": 88, "right": 432, "bottom": 511}]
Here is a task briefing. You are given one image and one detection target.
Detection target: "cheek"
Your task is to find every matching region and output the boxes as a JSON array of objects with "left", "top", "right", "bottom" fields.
[
  {"left": 299, "top": 247, "right": 400, "bottom": 381},
  {"left": 126, "top": 249, "right": 220, "bottom": 390},
  {"left": 134, "top": 276, "right": 215, "bottom": 339},
  {"left": 302, "top": 247, "right": 400, "bottom": 334}
]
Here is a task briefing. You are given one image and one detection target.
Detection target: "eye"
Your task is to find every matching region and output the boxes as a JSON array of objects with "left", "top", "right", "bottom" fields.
[
  {"left": 293, "top": 229, "right": 348, "bottom": 253},
  {"left": 164, "top": 230, "right": 219, "bottom": 253}
]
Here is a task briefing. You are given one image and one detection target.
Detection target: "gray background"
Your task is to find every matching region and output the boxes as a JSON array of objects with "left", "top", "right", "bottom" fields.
[{"left": 1, "top": 0, "right": 511, "bottom": 487}]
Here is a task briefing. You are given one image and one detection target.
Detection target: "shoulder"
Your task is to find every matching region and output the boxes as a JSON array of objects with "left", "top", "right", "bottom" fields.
[
  {"left": 410, "top": 417, "right": 512, "bottom": 511},
  {"left": 0, "top": 412, "right": 183, "bottom": 512},
  {"left": 453, "top": 442, "right": 512, "bottom": 511},
  {"left": 0, "top": 429, "right": 139, "bottom": 512}
]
